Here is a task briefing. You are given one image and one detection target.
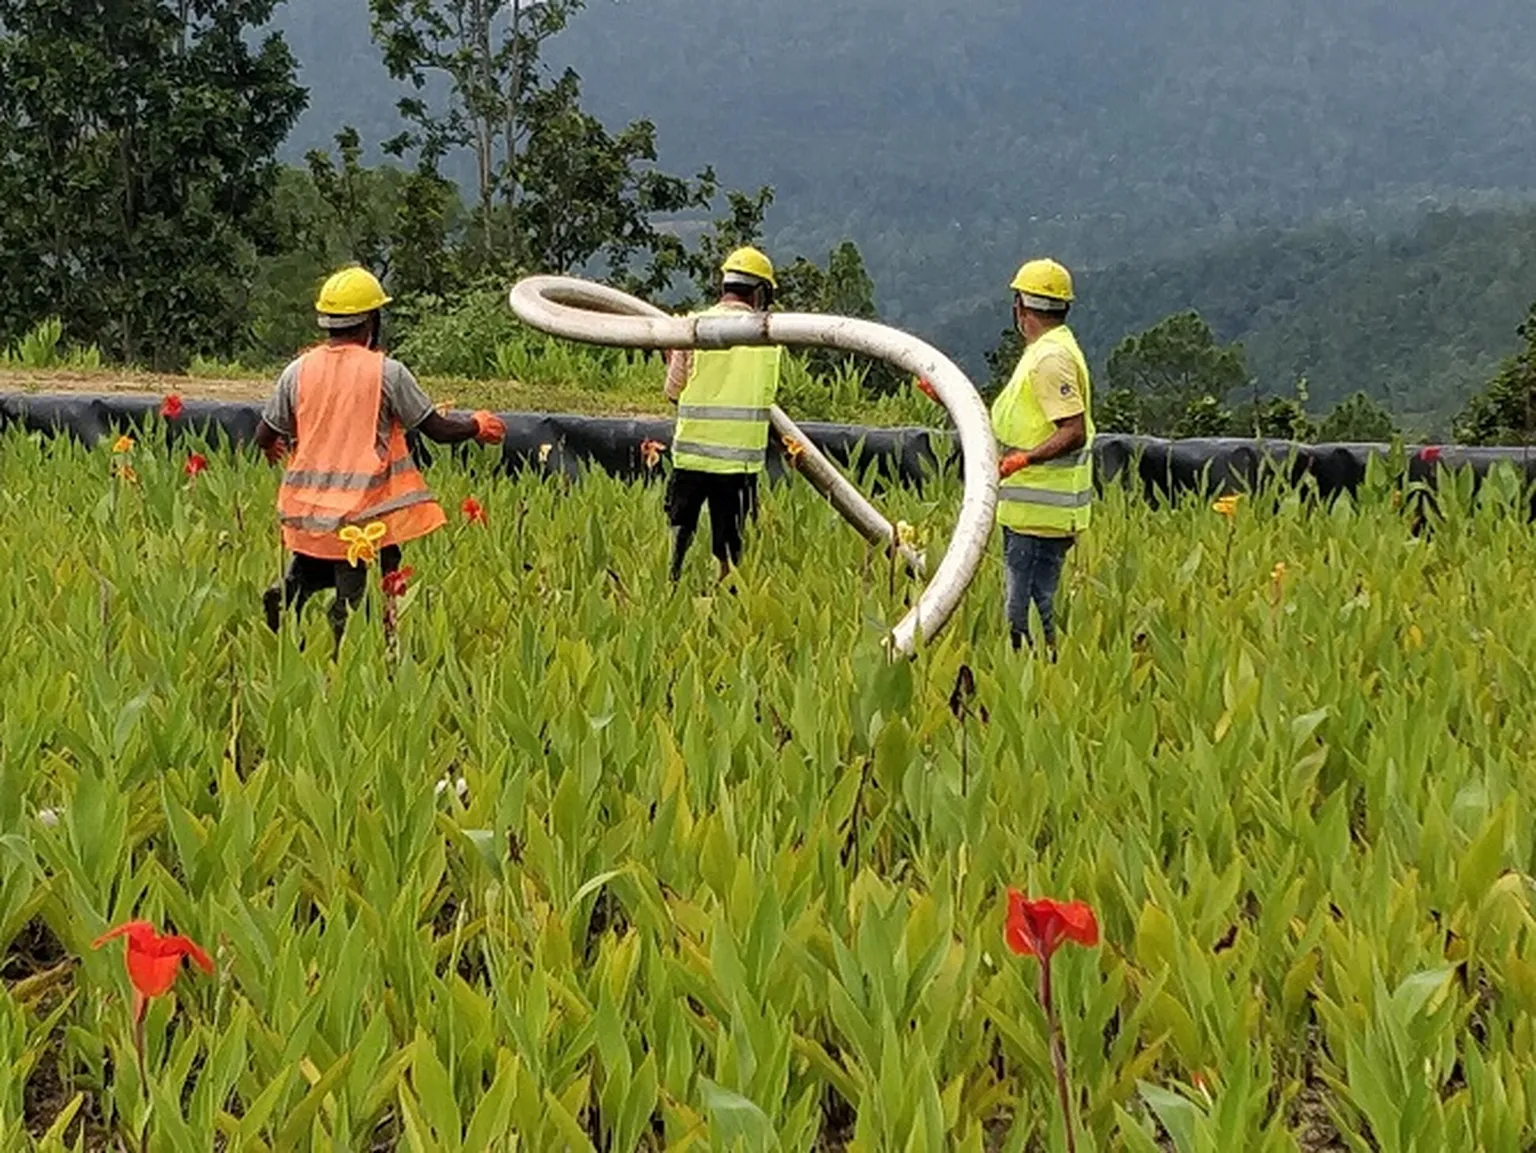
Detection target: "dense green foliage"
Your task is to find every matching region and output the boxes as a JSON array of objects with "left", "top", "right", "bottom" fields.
[
  {"left": 0, "top": 0, "right": 305, "bottom": 369},
  {"left": 982, "top": 315, "right": 1402, "bottom": 442},
  {"left": 1103, "top": 314, "right": 1250, "bottom": 438},
  {"left": 7, "top": 0, "right": 1536, "bottom": 433},
  {"left": 1453, "top": 305, "right": 1536, "bottom": 446},
  {"left": 948, "top": 208, "right": 1536, "bottom": 435},
  {"left": 8, "top": 432, "right": 1536, "bottom": 1147}
]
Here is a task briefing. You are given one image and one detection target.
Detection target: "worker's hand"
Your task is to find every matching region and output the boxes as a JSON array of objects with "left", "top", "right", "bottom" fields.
[
  {"left": 999, "top": 450, "right": 1031, "bottom": 479},
  {"left": 472, "top": 410, "right": 506, "bottom": 445},
  {"left": 916, "top": 377, "right": 940, "bottom": 403}
]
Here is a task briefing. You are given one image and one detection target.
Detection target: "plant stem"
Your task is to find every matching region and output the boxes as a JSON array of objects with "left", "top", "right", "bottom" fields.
[
  {"left": 132, "top": 997, "right": 147, "bottom": 1085},
  {"left": 1038, "top": 955, "right": 1078, "bottom": 1153},
  {"left": 1222, "top": 524, "right": 1234, "bottom": 598}
]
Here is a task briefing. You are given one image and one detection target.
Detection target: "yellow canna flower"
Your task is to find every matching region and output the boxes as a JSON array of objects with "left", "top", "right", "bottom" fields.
[
  {"left": 895, "top": 520, "right": 918, "bottom": 547},
  {"left": 339, "top": 521, "right": 388, "bottom": 567},
  {"left": 1407, "top": 624, "right": 1425, "bottom": 650},
  {"left": 538, "top": 443, "right": 553, "bottom": 465},
  {"left": 112, "top": 434, "right": 135, "bottom": 454},
  {"left": 114, "top": 462, "right": 139, "bottom": 486},
  {"left": 1212, "top": 494, "right": 1242, "bottom": 519},
  {"left": 782, "top": 436, "right": 805, "bottom": 467}
]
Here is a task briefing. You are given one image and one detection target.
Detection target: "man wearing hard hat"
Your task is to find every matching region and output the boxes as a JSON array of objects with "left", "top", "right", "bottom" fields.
[
  {"left": 254, "top": 266, "right": 507, "bottom": 644},
  {"left": 662, "top": 246, "right": 784, "bottom": 583},
  {"left": 989, "top": 258, "right": 1095, "bottom": 656}
]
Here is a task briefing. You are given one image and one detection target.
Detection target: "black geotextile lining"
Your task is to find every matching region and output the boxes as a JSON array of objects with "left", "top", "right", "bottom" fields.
[{"left": 4, "top": 391, "right": 1533, "bottom": 498}]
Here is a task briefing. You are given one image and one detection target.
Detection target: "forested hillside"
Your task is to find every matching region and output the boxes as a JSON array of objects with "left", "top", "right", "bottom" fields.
[
  {"left": 270, "top": 0, "right": 1536, "bottom": 421},
  {"left": 278, "top": 0, "right": 1536, "bottom": 318},
  {"left": 5, "top": 0, "right": 1536, "bottom": 433},
  {"left": 940, "top": 207, "right": 1536, "bottom": 430}
]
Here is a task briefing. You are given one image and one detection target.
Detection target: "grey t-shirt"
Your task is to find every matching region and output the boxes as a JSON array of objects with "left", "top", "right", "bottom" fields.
[{"left": 261, "top": 355, "right": 435, "bottom": 450}]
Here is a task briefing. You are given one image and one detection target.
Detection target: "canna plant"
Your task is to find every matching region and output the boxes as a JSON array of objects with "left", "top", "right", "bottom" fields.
[{"left": 0, "top": 427, "right": 1534, "bottom": 1149}]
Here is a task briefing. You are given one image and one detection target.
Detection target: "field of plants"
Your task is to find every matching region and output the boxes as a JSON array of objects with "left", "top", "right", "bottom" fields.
[{"left": 3, "top": 423, "right": 1536, "bottom": 1152}]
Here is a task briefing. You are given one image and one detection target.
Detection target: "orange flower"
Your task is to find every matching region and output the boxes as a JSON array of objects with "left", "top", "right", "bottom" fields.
[
  {"left": 461, "top": 496, "right": 487, "bottom": 525},
  {"left": 782, "top": 436, "right": 805, "bottom": 467},
  {"left": 160, "top": 394, "right": 184, "bottom": 420},
  {"left": 92, "top": 921, "right": 213, "bottom": 1018},
  {"left": 111, "top": 434, "right": 134, "bottom": 454},
  {"left": 1004, "top": 891, "right": 1100, "bottom": 961},
  {"left": 92, "top": 920, "right": 214, "bottom": 1077},
  {"left": 1212, "top": 494, "right": 1241, "bottom": 519},
  {"left": 640, "top": 439, "right": 667, "bottom": 469}
]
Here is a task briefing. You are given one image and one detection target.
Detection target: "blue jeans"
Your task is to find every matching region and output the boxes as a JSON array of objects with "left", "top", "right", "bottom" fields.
[{"left": 1003, "top": 529, "right": 1074, "bottom": 650}]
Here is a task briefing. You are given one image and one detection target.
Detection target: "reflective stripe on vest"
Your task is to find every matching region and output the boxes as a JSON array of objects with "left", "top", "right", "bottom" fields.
[
  {"left": 991, "top": 326, "right": 1096, "bottom": 534},
  {"left": 677, "top": 404, "right": 771, "bottom": 422},
  {"left": 276, "top": 345, "right": 446, "bottom": 560},
  {"left": 672, "top": 440, "right": 766, "bottom": 465},
  {"left": 282, "top": 455, "right": 418, "bottom": 492},
  {"left": 997, "top": 487, "right": 1093, "bottom": 508},
  {"left": 673, "top": 304, "right": 781, "bottom": 475}
]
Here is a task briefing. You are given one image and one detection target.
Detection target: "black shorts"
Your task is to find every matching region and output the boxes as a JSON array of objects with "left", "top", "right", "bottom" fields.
[{"left": 665, "top": 468, "right": 758, "bottom": 562}]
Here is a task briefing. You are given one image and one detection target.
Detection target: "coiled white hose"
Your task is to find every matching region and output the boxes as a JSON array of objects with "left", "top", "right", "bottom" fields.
[{"left": 508, "top": 275, "right": 997, "bottom": 655}]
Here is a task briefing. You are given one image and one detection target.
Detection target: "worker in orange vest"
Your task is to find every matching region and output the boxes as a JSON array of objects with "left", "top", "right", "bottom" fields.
[{"left": 254, "top": 267, "right": 506, "bottom": 644}]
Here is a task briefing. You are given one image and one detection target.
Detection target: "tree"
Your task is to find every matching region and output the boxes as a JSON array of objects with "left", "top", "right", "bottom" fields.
[
  {"left": 985, "top": 328, "right": 1024, "bottom": 394},
  {"left": 1317, "top": 392, "right": 1398, "bottom": 442},
  {"left": 369, "top": 0, "right": 716, "bottom": 286},
  {"left": 305, "top": 128, "right": 464, "bottom": 300},
  {"left": 1453, "top": 304, "right": 1536, "bottom": 445},
  {"left": 1105, "top": 312, "right": 1250, "bottom": 437},
  {"left": 767, "top": 241, "right": 900, "bottom": 395},
  {"left": 0, "top": 0, "right": 305, "bottom": 368}
]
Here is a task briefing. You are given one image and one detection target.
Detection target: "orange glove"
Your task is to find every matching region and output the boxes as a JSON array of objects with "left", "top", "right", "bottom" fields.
[
  {"left": 472, "top": 410, "right": 506, "bottom": 445},
  {"left": 916, "top": 377, "right": 940, "bottom": 402},
  {"left": 999, "top": 450, "right": 1031, "bottom": 479}
]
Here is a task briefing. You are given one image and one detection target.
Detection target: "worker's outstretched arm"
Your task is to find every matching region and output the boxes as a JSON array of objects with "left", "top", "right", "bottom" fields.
[{"left": 419, "top": 409, "right": 506, "bottom": 446}]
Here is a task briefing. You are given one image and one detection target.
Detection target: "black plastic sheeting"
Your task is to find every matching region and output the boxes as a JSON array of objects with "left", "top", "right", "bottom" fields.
[{"left": 4, "top": 391, "right": 1534, "bottom": 499}]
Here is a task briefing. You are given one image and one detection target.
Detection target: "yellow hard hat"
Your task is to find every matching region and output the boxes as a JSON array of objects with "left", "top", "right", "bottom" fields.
[
  {"left": 315, "top": 266, "right": 392, "bottom": 328},
  {"left": 1010, "top": 258, "right": 1075, "bottom": 309},
  {"left": 720, "top": 246, "right": 777, "bottom": 289}
]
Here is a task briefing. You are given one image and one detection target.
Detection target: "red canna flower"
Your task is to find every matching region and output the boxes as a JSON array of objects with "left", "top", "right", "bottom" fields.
[
  {"left": 1005, "top": 891, "right": 1100, "bottom": 962},
  {"left": 160, "top": 394, "right": 185, "bottom": 420},
  {"left": 1005, "top": 891, "right": 1100, "bottom": 1153},
  {"left": 381, "top": 566, "right": 415, "bottom": 599},
  {"left": 92, "top": 920, "right": 214, "bottom": 1078},
  {"left": 92, "top": 920, "right": 213, "bottom": 1023},
  {"left": 461, "top": 496, "right": 487, "bottom": 525},
  {"left": 1419, "top": 445, "right": 1443, "bottom": 464},
  {"left": 184, "top": 452, "right": 209, "bottom": 478}
]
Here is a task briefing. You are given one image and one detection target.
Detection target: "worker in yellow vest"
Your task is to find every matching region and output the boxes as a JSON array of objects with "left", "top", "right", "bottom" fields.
[
  {"left": 663, "top": 247, "right": 784, "bottom": 583},
  {"left": 254, "top": 266, "right": 506, "bottom": 645},
  {"left": 989, "top": 258, "right": 1095, "bottom": 656}
]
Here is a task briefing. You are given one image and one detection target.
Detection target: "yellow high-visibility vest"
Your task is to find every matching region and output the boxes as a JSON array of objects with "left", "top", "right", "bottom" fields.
[
  {"left": 672, "top": 305, "right": 782, "bottom": 474},
  {"left": 990, "top": 325, "right": 1096, "bottom": 534}
]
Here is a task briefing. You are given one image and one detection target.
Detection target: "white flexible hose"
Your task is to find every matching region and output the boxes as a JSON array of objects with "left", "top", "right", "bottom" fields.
[{"left": 508, "top": 275, "right": 998, "bottom": 655}]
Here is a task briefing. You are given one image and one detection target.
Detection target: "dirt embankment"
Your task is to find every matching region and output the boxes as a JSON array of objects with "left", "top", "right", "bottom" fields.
[{"left": 0, "top": 368, "right": 268, "bottom": 402}]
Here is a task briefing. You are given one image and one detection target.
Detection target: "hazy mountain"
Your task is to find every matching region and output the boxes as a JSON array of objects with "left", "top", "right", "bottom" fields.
[{"left": 272, "top": 0, "right": 1536, "bottom": 409}]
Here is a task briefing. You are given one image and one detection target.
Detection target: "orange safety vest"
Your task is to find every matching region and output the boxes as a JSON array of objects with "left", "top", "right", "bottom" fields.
[{"left": 276, "top": 345, "right": 446, "bottom": 560}]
